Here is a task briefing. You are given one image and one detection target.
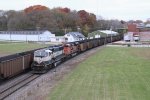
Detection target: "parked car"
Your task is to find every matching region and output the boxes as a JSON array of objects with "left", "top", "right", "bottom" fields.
[{"left": 133, "top": 35, "right": 139, "bottom": 42}]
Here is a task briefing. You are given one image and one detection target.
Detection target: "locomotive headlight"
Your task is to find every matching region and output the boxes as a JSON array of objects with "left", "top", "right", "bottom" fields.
[
  {"left": 37, "top": 58, "right": 43, "bottom": 64},
  {"left": 34, "top": 57, "right": 43, "bottom": 64}
]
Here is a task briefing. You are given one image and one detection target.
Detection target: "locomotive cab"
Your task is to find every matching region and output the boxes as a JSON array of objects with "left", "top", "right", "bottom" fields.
[
  {"left": 34, "top": 49, "right": 52, "bottom": 64},
  {"left": 31, "top": 49, "right": 53, "bottom": 73}
]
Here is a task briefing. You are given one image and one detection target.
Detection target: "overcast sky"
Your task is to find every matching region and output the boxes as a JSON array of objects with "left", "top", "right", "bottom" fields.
[{"left": 0, "top": 0, "right": 150, "bottom": 21}]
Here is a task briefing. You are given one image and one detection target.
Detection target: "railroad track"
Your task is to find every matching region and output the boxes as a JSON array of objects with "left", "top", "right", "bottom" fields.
[{"left": 0, "top": 73, "right": 40, "bottom": 100}]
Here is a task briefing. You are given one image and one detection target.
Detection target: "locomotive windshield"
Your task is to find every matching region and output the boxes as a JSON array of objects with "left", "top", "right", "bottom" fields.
[{"left": 34, "top": 50, "right": 48, "bottom": 57}]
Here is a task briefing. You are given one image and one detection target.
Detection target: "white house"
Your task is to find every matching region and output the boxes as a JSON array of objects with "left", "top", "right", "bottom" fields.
[
  {"left": 145, "top": 24, "right": 150, "bottom": 28},
  {"left": 99, "top": 30, "right": 118, "bottom": 36},
  {"left": 0, "top": 30, "right": 55, "bottom": 42},
  {"left": 64, "top": 32, "right": 85, "bottom": 42},
  {"left": 50, "top": 36, "right": 66, "bottom": 43}
]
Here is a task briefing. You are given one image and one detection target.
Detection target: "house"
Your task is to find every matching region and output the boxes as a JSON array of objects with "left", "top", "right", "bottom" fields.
[
  {"left": 0, "top": 30, "right": 55, "bottom": 42},
  {"left": 88, "top": 30, "right": 118, "bottom": 39},
  {"left": 64, "top": 32, "right": 85, "bottom": 42},
  {"left": 49, "top": 36, "right": 66, "bottom": 43},
  {"left": 136, "top": 23, "right": 145, "bottom": 29},
  {"left": 145, "top": 24, "right": 150, "bottom": 28},
  {"left": 99, "top": 30, "right": 118, "bottom": 36}
]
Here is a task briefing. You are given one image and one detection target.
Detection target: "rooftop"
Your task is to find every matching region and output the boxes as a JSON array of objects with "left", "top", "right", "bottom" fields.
[
  {"left": 99, "top": 30, "right": 118, "bottom": 35},
  {"left": 66, "top": 32, "right": 85, "bottom": 38},
  {"left": 0, "top": 30, "right": 49, "bottom": 35}
]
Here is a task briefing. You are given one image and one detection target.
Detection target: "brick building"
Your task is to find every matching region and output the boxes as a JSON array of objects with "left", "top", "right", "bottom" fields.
[{"left": 128, "top": 24, "right": 140, "bottom": 32}]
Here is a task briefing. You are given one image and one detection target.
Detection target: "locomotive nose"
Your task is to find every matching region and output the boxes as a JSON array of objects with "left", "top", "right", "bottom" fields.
[{"left": 37, "top": 58, "right": 43, "bottom": 64}]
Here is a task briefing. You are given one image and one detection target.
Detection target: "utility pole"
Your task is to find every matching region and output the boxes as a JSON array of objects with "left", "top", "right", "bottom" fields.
[{"left": 65, "top": 28, "right": 67, "bottom": 34}]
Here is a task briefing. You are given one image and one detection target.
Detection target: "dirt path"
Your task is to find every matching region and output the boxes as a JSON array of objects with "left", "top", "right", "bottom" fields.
[{"left": 5, "top": 46, "right": 105, "bottom": 100}]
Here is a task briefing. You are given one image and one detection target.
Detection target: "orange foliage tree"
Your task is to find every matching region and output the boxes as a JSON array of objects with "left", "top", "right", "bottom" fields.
[{"left": 24, "top": 5, "right": 49, "bottom": 14}]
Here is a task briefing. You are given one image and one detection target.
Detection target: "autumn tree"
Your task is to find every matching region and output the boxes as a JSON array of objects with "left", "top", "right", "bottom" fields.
[
  {"left": 77, "top": 10, "right": 97, "bottom": 35},
  {"left": 24, "top": 5, "right": 49, "bottom": 14}
]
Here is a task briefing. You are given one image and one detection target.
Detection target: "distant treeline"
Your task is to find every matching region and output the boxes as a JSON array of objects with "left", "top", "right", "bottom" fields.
[{"left": 0, "top": 5, "right": 124, "bottom": 36}]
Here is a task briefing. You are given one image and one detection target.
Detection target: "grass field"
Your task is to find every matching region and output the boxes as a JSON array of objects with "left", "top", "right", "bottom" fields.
[
  {"left": 0, "top": 42, "right": 50, "bottom": 56},
  {"left": 48, "top": 47, "right": 150, "bottom": 100}
]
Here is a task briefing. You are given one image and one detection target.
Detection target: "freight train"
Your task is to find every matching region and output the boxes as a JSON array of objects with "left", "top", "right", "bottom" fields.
[
  {"left": 31, "top": 35, "right": 122, "bottom": 73},
  {"left": 0, "top": 35, "right": 122, "bottom": 79}
]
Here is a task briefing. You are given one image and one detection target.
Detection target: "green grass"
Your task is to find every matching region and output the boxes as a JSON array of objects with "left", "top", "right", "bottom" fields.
[
  {"left": 0, "top": 42, "right": 50, "bottom": 56},
  {"left": 48, "top": 47, "right": 150, "bottom": 100}
]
